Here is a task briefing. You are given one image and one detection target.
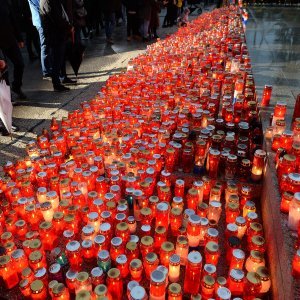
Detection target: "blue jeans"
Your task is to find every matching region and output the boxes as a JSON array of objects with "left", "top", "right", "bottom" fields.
[
  {"left": 37, "top": 26, "right": 52, "bottom": 76},
  {"left": 104, "top": 13, "right": 116, "bottom": 39}
]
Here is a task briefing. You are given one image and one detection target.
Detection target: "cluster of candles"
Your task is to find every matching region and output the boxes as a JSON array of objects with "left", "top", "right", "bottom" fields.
[
  {"left": 264, "top": 93, "right": 300, "bottom": 276},
  {"left": 0, "top": 6, "right": 272, "bottom": 300}
]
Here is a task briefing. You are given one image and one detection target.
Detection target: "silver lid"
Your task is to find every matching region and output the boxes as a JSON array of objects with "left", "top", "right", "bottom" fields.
[
  {"left": 127, "top": 280, "right": 139, "bottom": 292},
  {"left": 232, "top": 249, "right": 245, "bottom": 260},
  {"left": 47, "top": 191, "right": 57, "bottom": 198},
  {"left": 193, "top": 180, "right": 204, "bottom": 187},
  {"left": 100, "top": 223, "right": 111, "bottom": 231},
  {"left": 12, "top": 249, "right": 24, "bottom": 259},
  {"left": 82, "top": 225, "right": 94, "bottom": 235},
  {"left": 93, "top": 199, "right": 104, "bottom": 206},
  {"left": 210, "top": 201, "right": 221, "bottom": 208},
  {"left": 230, "top": 269, "right": 244, "bottom": 280},
  {"left": 116, "top": 254, "right": 127, "bottom": 265},
  {"left": 133, "top": 190, "right": 143, "bottom": 197},
  {"left": 189, "top": 214, "right": 201, "bottom": 224},
  {"left": 235, "top": 216, "right": 246, "bottom": 225},
  {"left": 130, "top": 235, "right": 139, "bottom": 243},
  {"left": 170, "top": 254, "right": 180, "bottom": 264},
  {"left": 127, "top": 216, "right": 135, "bottom": 222},
  {"left": 66, "top": 269, "right": 78, "bottom": 280},
  {"left": 49, "top": 263, "right": 61, "bottom": 274},
  {"left": 184, "top": 208, "right": 195, "bottom": 217},
  {"left": 130, "top": 286, "right": 146, "bottom": 300},
  {"left": 35, "top": 267, "right": 47, "bottom": 278},
  {"left": 88, "top": 211, "right": 99, "bottom": 220},
  {"left": 94, "top": 235, "right": 105, "bottom": 244},
  {"left": 188, "top": 251, "right": 202, "bottom": 264},
  {"left": 204, "top": 264, "right": 216, "bottom": 274},
  {"left": 98, "top": 250, "right": 109, "bottom": 260},
  {"left": 173, "top": 196, "right": 183, "bottom": 203},
  {"left": 37, "top": 187, "right": 47, "bottom": 193},
  {"left": 63, "top": 230, "right": 74, "bottom": 239},
  {"left": 207, "top": 227, "right": 219, "bottom": 238},
  {"left": 91, "top": 267, "right": 103, "bottom": 277},
  {"left": 151, "top": 270, "right": 165, "bottom": 283},
  {"left": 217, "top": 287, "right": 231, "bottom": 300},
  {"left": 175, "top": 179, "right": 185, "bottom": 186},
  {"left": 156, "top": 202, "right": 169, "bottom": 211},
  {"left": 111, "top": 237, "right": 122, "bottom": 247},
  {"left": 81, "top": 239, "right": 93, "bottom": 248},
  {"left": 200, "top": 217, "right": 209, "bottom": 226},
  {"left": 227, "top": 223, "right": 238, "bottom": 232},
  {"left": 66, "top": 240, "right": 80, "bottom": 252}
]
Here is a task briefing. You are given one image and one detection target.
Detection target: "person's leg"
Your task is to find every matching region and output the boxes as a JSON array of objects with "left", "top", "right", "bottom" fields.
[
  {"left": 37, "top": 26, "right": 52, "bottom": 77},
  {"left": 2, "top": 42, "right": 26, "bottom": 98},
  {"left": 127, "top": 13, "right": 132, "bottom": 38},
  {"left": 105, "top": 13, "right": 116, "bottom": 41},
  {"left": 32, "top": 27, "right": 41, "bottom": 56},
  {"left": 143, "top": 19, "right": 150, "bottom": 39},
  {"left": 25, "top": 29, "right": 35, "bottom": 59}
]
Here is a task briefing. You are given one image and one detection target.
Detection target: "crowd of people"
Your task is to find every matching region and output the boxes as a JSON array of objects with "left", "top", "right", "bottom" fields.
[{"left": 0, "top": 0, "right": 190, "bottom": 100}]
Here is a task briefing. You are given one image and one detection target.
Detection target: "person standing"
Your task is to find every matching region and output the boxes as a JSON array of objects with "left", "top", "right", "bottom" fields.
[
  {"left": 40, "top": 0, "right": 72, "bottom": 91},
  {"left": 0, "top": 0, "right": 27, "bottom": 99},
  {"left": 149, "top": 0, "right": 160, "bottom": 39},
  {"left": 140, "top": 0, "right": 152, "bottom": 41},
  {"left": 101, "top": 0, "right": 118, "bottom": 44},
  {"left": 27, "top": 0, "right": 52, "bottom": 78},
  {"left": 123, "top": 0, "right": 139, "bottom": 41}
]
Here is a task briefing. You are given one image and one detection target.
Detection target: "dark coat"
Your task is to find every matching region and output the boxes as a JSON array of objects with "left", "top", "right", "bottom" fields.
[
  {"left": 101, "top": 0, "right": 120, "bottom": 14},
  {"left": 123, "top": 0, "right": 139, "bottom": 12},
  {"left": 139, "top": 0, "right": 152, "bottom": 20},
  {"left": 40, "top": 0, "right": 71, "bottom": 44},
  {"left": 0, "top": 0, "right": 23, "bottom": 49},
  {"left": 150, "top": 0, "right": 160, "bottom": 28}
]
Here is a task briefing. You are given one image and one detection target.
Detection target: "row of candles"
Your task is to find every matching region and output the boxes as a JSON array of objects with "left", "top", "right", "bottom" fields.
[
  {"left": 0, "top": 6, "right": 272, "bottom": 300},
  {"left": 264, "top": 90, "right": 300, "bottom": 276}
]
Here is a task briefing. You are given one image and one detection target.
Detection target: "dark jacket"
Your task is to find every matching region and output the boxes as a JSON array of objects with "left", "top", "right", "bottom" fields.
[
  {"left": 123, "top": 0, "right": 138, "bottom": 12},
  {"left": 0, "top": 0, "right": 23, "bottom": 49},
  {"left": 101, "top": 0, "right": 119, "bottom": 14},
  {"left": 40, "top": 0, "right": 71, "bottom": 44}
]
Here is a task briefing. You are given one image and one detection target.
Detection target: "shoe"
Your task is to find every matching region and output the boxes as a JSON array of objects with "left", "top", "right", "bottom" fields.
[
  {"left": 53, "top": 84, "right": 70, "bottom": 92},
  {"left": 142, "top": 37, "right": 149, "bottom": 43},
  {"left": 11, "top": 87, "right": 27, "bottom": 100},
  {"left": 62, "top": 77, "right": 77, "bottom": 85},
  {"left": 43, "top": 75, "right": 52, "bottom": 81},
  {"left": 0, "top": 123, "right": 19, "bottom": 136},
  {"left": 106, "top": 38, "right": 114, "bottom": 44}
]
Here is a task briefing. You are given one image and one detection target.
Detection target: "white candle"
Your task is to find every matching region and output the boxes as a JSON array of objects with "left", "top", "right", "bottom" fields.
[
  {"left": 288, "top": 193, "right": 300, "bottom": 230},
  {"left": 168, "top": 254, "right": 180, "bottom": 283}
]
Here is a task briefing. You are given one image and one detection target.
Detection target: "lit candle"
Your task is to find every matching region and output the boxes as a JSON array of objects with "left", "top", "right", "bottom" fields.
[
  {"left": 187, "top": 214, "right": 201, "bottom": 247},
  {"left": 168, "top": 283, "right": 182, "bottom": 300},
  {"left": 129, "top": 259, "right": 143, "bottom": 282},
  {"left": 256, "top": 266, "right": 271, "bottom": 294},
  {"left": 245, "top": 250, "right": 265, "bottom": 272},
  {"left": 183, "top": 251, "right": 202, "bottom": 295},
  {"left": 40, "top": 201, "right": 54, "bottom": 222},
  {"left": 168, "top": 254, "right": 180, "bottom": 283},
  {"left": 251, "top": 149, "right": 266, "bottom": 181},
  {"left": 288, "top": 192, "right": 300, "bottom": 230},
  {"left": 150, "top": 270, "right": 166, "bottom": 300}
]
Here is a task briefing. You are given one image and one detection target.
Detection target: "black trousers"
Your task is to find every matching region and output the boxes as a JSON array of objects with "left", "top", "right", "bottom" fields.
[
  {"left": 127, "top": 13, "right": 139, "bottom": 36},
  {"left": 50, "top": 40, "right": 66, "bottom": 87},
  {"left": 1, "top": 41, "right": 24, "bottom": 90}
]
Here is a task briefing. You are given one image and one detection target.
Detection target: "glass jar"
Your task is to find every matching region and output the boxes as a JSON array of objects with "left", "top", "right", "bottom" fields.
[
  {"left": 225, "top": 154, "right": 238, "bottom": 180},
  {"left": 170, "top": 207, "right": 182, "bottom": 236},
  {"left": 29, "top": 250, "right": 47, "bottom": 271},
  {"left": 19, "top": 278, "right": 31, "bottom": 298},
  {"left": 168, "top": 283, "right": 182, "bottom": 300},
  {"left": 144, "top": 252, "right": 159, "bottom": 280},
  {"left": 288, "top": 192, "right": 300, "bottom": 230},
  {"left": 66, "top": 240, "right": 82, "bottom": 270},
  {"left": 175, "top": 235, "right": 189, "bottom": 266},
  {"left": 106, "top": 268, "right": 123, "bottom": 300},
  {"left": 155, "top": 202, "right": 170, "bottom": 229},
  {"left": 168, "top": 254, "right": 180, "bottom": 283},
  {"left": 52, "top": 283, "right": 70, "bottom": 300},
  {"left": 94, "top": 284, "right": 108, "bottom": 298},
  {"left": 97, "top": 250, "right": 111, "bottom": 273},
  {"left": 204, "top": 241, "right": 220, "bottom": 265},
  {"left": 245, "top": 250, "right": 265, "bottom": 272},
  {"left": 230, "top": 249, "right": 245, "bottom": 270},
  {"left": 227, "top": 269, "right": 245, "bottom": 296},
  {"left": 256, "top": 266, "right": 271, "bottom": 294},
  {"left": 292, "top": 249, "right": 300, "bottom": 278},
  {"left": 129, "top": 259, "right": 143, "bottom": 282},
  {"left": 150, "top": 270, "right": 166, "bottom": 300},
  {"left": 140, "top": 236, "right": 154, "bottom": 258},
  {"left": 207, "top": 149, "right": 220, "bottom": 179},
  {"left": 226, "top": 203, "right": 240, "bottom": 224},
  {"left": 66, "top": 269, "right": 78, "bottom": 293},
  {"left": 201, "top": 275, "right": 215, "bottom": 299},
  {"left": 0, "top": 255, "right": 19, "bottom": 289},
  {"left": 11, "top": 248, "right": 28, "bottom": 274},
  {"left": 207, "top": 201, "right": 222, "bottom": 224},
  {"left": 280, "top": 191, "right": 294, "bottom": 213},
  {"left": 216, "top": 287, "right": 231, "bottom": 300},
  {"left": 75, "top": 271, "right": 92, "bottom": 294},
  {"left": 30, "top": 280, "right": 47, "bottom": 300},
  {"left": 187, "top": 214, "right": 201, "bottom": 247},
  {"left": 183, "top": 251, "right": 202, "bottom": 294},
  {"left": 160, "top": 241, "right": 175, "bottom": 267},
  {"left": 243, "top": 272, "right": 261, "bottom": 300},
  {"left": 251, "top": 150, "right": 266, "bottom": 181}
]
